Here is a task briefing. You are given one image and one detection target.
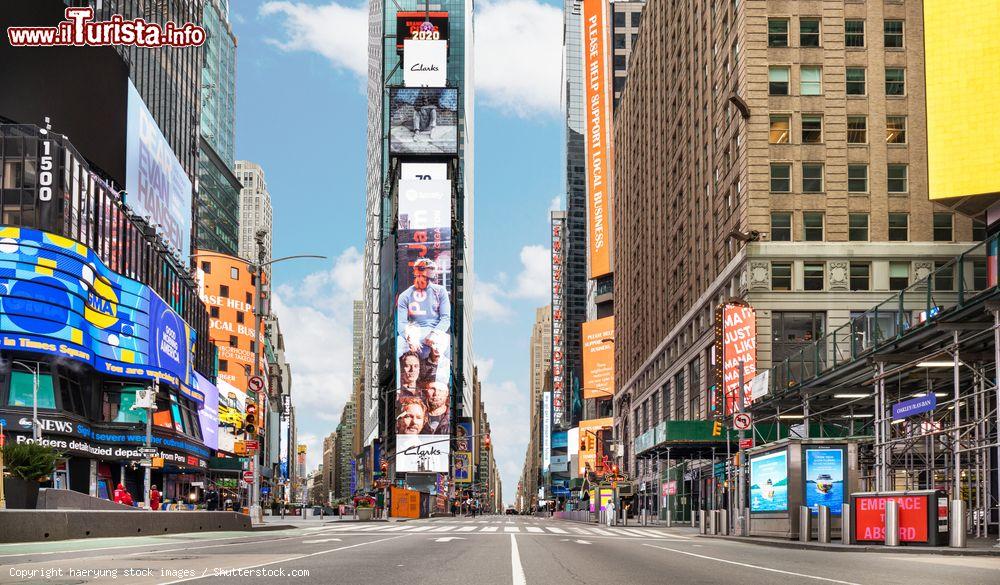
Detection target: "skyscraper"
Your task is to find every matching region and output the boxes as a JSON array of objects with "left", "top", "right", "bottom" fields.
[{"left": 235, "top": 160, "right": 274, "bottom": 267}]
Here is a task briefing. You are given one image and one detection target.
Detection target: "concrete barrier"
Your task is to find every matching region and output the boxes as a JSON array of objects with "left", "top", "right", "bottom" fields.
[
  {"left": 0, "top": 510, "right": 252, "bottom": 543},
  {"left": 37, "top": 488, "right": 136, "bottom": 511}
]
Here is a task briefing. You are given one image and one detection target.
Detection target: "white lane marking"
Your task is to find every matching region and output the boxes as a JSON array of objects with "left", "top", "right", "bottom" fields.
[
  {"left": 526, "top": 527, "right": 543, "bottom": 533},
  {"left": 430, "top": 526, "right": 456, "bottom": 532},
  {"left": 433, "top": 537, "right": 465, "bottom": 542},
  {"left": 570, "top": 527, "right": 592, "bottom": 535},
  {"left": 456, "top": 526, "right": 477, "bottom": 532},
  {"left": 481, "top": 526, "right": 499, "bottom": 532},
  {"left": 504, "top": 527, "right": 520, "bottom": 533},
  {"left": 161, "top": 534, "right": 411, "bottom": 584},
  {"left": 588, "top": 528, "right": 614, "bottom": 536},
  {"left": 642, "top": 544, "right": 862, "bottom": 585},
  {"left": 510, "top": 534, "right": 526, "bottom": 585},
  {"left": 301, "top": 538, "right": 342, "bottom": 544},
  {"left": 545, "top": 527, "right": 567, "bottom": 534}
]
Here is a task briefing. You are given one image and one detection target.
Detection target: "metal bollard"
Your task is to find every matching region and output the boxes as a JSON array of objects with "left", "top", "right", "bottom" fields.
[
  {"left": 799, "top": 506, "right": 812, "bottom": 542},
  {"left": 842, "top": 504, "right": 852, "bottom": 544},
  {"left": 817, "top": 505, "right": 831, "bottom": 543},
  {"left": 720, "top": 510, "right": 730, "bottom": 535},
  {"left": 691, "top": 511, "right": 697, "bottom": 528},
  {"left": 712, "top": 509, "right": 722, "bottom": 535},
  {"left": 884, "top": 500, "right": 900, "bottom": 546},
  {"left": 699, "top": 510, "right": 707, "bottom": 534},
  {"left": 949, "top": 500, "right": 967, "bottom": 548}
]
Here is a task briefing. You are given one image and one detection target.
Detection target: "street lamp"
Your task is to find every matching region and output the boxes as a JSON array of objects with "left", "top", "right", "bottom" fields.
[{"left": 11, "top": 360, "right": 42, "bottom": 442}]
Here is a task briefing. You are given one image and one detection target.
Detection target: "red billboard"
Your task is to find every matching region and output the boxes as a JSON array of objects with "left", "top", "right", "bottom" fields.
[
  {"left": 854, "top": 495, "right": 929, "bottom": 543},
  {"left": 714, "top": 304, "right": 757, "bottom": 415}
]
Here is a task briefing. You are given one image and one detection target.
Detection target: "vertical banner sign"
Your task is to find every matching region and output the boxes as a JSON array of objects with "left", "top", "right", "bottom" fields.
[
  {"left": 542, "top": 391, "right": 552, "bottom": 472},
  {"left": 581, "top": 0, "right": 614, "bottom": 279},
  {"left": 715, "top": 304, "right": 757, "bottom": 415},
  {"left": 550, "top": 214, "right": 567, "bottom": 427},
  {"left": 582, "top": 317, "right": 614, "bottom": 398},
  {"left": 395, "top": 179, "right": 453, "bottom": 473}
]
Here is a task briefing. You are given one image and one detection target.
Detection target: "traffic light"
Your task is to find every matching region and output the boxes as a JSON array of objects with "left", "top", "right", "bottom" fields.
[
  {"left": 244, "top": 413, "right": 256, "bottom": 436},
  {"left": 711, "top": 420, "right": 723, "bottom": 437},
  {"left": 483, "top": 435, "right": 491, "bottom": 449}
]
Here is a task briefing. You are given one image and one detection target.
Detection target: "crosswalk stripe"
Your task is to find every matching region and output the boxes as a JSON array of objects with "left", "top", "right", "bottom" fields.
[
  {"left": 382, "top": 525, "right": 412, "bottom": 532},
  {"left": 456, "top": 526, "right": 477, "bottom": 532},
  {"left": 430, "top": 526, "right": 456, "bottom": 532},
  {"left": 480, "top": 526, "right": 499, "bottom": 532},
  {"left": 526, "top": 527, "right": 543, "bottom": 533},
  {"left": 569, "top": 527, "right": 592, "bottom": 534},
  {"left": 615, "top": 529, "right": 649, "bottom": 537},
  {"left": 405, "top": 526, "right": 435, "bottom": 532},
  {"left": 545, "top": 527, "right": 567, "bottom": 534},
  {"left": 588, "top": 528, "right": 614, "bottom": 536},
  {"left": 503, "top": 526, "right": 520, "bottom": 533}
]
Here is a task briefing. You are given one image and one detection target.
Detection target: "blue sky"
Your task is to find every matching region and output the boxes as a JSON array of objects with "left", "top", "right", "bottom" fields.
[{"left": 231, "top": 0, "right": 564, "bottom": 502}]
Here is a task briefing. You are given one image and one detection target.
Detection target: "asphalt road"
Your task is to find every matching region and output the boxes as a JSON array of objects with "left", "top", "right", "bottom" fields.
[{"left": 0, "top": 515, "right": 998, "bottom": 584}]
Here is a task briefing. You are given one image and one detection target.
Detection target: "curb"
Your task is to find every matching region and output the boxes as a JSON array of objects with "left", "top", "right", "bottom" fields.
[
  {"left": 698, "top": 534, "right": 1000, "bottom": 557},
  {"left": 251, "top": 524, "right": 296, "bottom": 532}
]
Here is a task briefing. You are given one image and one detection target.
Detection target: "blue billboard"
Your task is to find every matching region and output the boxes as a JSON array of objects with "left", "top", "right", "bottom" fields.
[
  {"left": 750, "top": 449, "right": 788, "bottom": 513},
  {"left": 0, "top": 226, "right": 198, "bottom": 399},
  {"left": 804, "top": 447, "right": 845, "bottom": 515}
]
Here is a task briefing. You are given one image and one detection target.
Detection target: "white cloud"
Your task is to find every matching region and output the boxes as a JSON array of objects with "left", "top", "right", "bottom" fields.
[
  {"left": 259, "top": 1, "right": 562, "bottom": 117},
  {"left": 549, "top": 196, "right": 562, "bottom": 212},
  {"left": 472, "top": 277, "right": 514, "bottom": 321},
  {"left": 475, "top": 0, "right": 562, "bottom": 116},
  {"left": 259, "top": 1, "right": 368, "bottom": 76},
  {"left": 472, "top": 244, "right": 550, "bottom": 325},
  {"left": 479, "top": 376, "right": 530, "bottom": 501},
  {"left": 510, "top": 245, "right": 550, "bottom": 300}
]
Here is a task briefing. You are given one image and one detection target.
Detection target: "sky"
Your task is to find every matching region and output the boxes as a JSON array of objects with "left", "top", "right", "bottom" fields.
[{"left": 231, "top": 0, "right": 565, "bottom": 503}]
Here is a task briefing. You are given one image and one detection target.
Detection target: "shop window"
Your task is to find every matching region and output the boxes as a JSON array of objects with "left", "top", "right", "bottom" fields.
[
  {"left": 7, "top": 369, "right": 56, "bottom": 409},
  {"left": 851, "top": 310, "right": 903, "bottom": 347}
]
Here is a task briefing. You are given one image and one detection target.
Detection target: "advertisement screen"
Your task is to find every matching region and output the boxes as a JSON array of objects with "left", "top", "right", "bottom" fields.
[
  {"left": 395, "top": 177, "right": 452, "bottom": 474},
  {"left": 216, "top": 379, "right": 247, "bottom": 454},
  {"left": 855, "top": 495, "right": 929, "bottom": 543},
  {"left": 578, "top": 417, "right": 613, "bottom": 475},
  {"left": 455, "top": 420, "right": 473, "bottom": 451},
  {"left": 582, "top": 317, "right": 614, "bottom": 398},
  {"left": 401, "top": 163, "right": 449, "bottom": 181},
  {"left": 805, "top": 447, "right": 845, "bottom": 515},
  {"left": 403, "top": 39, "right": 448, "bottom": 88},
  {"left": 599, "top": 488, "right": 613, "bottom": 512},
  {"left": 582, "top": 0, "right": 614, "bottom": 279},
  {"left": 389, "top": 88, "right": 458, "bottom": 155},
  {"left": 126, "top": 81, "right": 192, "bottom": 261},
  {"left": 0, "top": 226, "right": 197, "bottom": 394},
  {"left": 750, "top": 449, "right": 788, "bottom": 513},
  {"left": 453, "top": 451, "right": 471, "bottom": 483},
  {"left": 194, "top": 372, "right": 220, "bottom": 451},
  {"left": 396, "top": 11, "right": 449, "bottom": 51}
]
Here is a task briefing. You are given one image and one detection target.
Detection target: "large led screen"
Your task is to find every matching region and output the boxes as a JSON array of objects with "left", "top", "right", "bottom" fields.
[
  {"left": 804, "top": 447, "right": 845, "bottom": 515},
  {"left": 750, "top": 449, "right": 788, "bottom": 513},
  {"left": 126, "top": 81, "right": 193, "bottom": 261},
  {"left": 582, "top": 317, "right": 614, "bottom": 398},
  {"left": 389, "top": 88, "right": 458, "bottom": 156},
  {"left": 395, "top": 179, "right": 452, "bottom": 473},
  {"left": 0, "top": 226, "right": 198, "bottom": 397},
  {"left": 396, "top": 11, "right": 449, "bottom": 51}
]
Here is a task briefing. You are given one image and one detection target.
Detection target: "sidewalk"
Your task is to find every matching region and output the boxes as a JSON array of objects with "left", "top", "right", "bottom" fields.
[{"left": 698, "top": 533, "right": 1000, "bottom": 557}]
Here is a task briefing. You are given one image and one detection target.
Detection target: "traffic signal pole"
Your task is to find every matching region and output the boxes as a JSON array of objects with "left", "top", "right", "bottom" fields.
[
  {"left": 250, "top": 229, "right": 266, "bottom": 524},
  {"left": 737, "top": 361, "right": 746, "bottom": 536}
]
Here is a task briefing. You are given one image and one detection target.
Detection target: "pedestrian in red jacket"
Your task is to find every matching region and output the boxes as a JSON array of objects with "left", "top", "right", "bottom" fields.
[
  {"left": 113, "top": 483, "right": 134, "bottom": 506},
  {"left": 149, "top": 485, "right": 161, "bottom": 510}
]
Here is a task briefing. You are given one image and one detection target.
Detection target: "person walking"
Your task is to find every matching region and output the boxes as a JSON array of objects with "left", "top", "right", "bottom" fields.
[
  {"left": 149, "top": 485, "right": 161, "bottom": 511},
  {"left": 605, "top": 499, "right": 616, "bottom": 527}
]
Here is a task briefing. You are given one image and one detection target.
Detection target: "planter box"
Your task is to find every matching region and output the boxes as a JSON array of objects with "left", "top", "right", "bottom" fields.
[
  {"left": 4, "top": 477, "right": 40, "bottom": 509},
  {"left": 356, "top": 507, "right": 374, "bottom": 521}
]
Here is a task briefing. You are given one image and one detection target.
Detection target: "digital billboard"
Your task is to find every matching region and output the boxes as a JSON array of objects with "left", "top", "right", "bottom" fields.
[
  {"left": 804, "top": 447, "right": 845, "bottom": 515},
  {"left": 216, "top": 378, "right": 247, "bottom": 454},
  {"left": 714, "top": 303, "right": 757, "bottom": 415},
  {"left": 582, "top": 317, "right": 614, "bottom": 398},
  {"left": 194, "top": 372, "right": 220, "bottom": 451},
  {"left": 126, "top": 81, "right": 192, "bottom": 261},
  {"left": 389, "top": 88, "right": 459, "bottom": 155},
  {"left": 750, "top": 449, "right": 788, "bottom": 513},
  {"left": 453, "top": 451, "right": 471, "bottom": 483},
  {"left": 403, "top": 39, "right": 448, "bottom": 88},
  {"left": 401, "top": 162, "right": 449, "bottom": 181},
  {"left": 0, "top": 226, "right": 197, "bottom": 396},
  {"left": 582, "top": 0, "right": 614, "bottom": 279},
  {"left": 396, "top": 11, "right": 449, "bottom": 51},
  {"left": 578, "top": 417, "right": 613, "bottom": 475},
  {"left": 925, "top": 1, "right": 1000, "bottom": 208},
  {"left": 395, "top": 177, "right": 452, "bottom": 474}
]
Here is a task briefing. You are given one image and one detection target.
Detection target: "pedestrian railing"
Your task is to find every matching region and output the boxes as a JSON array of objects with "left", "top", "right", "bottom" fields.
[{"left": 764, "top": 235, "right": 997, "bottom": 397}]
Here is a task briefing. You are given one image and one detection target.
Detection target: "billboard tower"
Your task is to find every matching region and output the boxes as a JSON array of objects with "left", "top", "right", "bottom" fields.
[{"left": 364, "top": 1, "right": 475, "bottom": 498}]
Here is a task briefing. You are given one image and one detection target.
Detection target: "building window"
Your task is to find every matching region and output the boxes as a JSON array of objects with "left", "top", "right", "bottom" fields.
[
  {"left": 614, "top": 33, "right": 626, "bottom": 49},
  {"left": 849, "top": 213, "right": 870, "bottom": 241},
  {"left": 800, "top": 18, "right": 821, "bottom": 47},
  {"left": 230, "top": 267, "right": 240, "bottom": 280},
  {"left": 887, "top": 164, "right": 908, "bottom": 193},
  {"left": 884, "top": 20, "right": 904, "bottom": 48},
  {"left": 933, "top": 213, "right": 954, "bottom": 242},
  {"left": 846, "top": 67, "right": 866, "bottom": 95},
  {"left": 803, "top": 212, "right": 824, "bottom": 241},
  {"left": 848, "top": 164, "right": 869, "bottom": 193},
  {"left": 219, "top": 359, "right": 228, "bottom": 372},
  {"left": 769, "top": 114, "right": 790, "bottom": 144},
  {"left": 229, "top": 335, "right": 238, "bottom": 348},
  {"left": 772, "top": 262, "right": 792, "bottom": 291},
  {"left": 889, "top": 262, "right": 910, "bottom": 290},
  {"left": 845, "top": 19, "right": 865, "bottom": 47},
  {"left": 236, "top": 311, "right": 245, "bottom": 324},
  {"left": 632, "top": 12, "right": 641, "bottom": 27},
  {"left": 201, "top": 261, "right": 211, "bottom": 274},
  {"left": 7, "top": 368, "right": 56, "bottom": 409},
  {"left": 101, "top": 385, "right": 147, "bottom": 424},
  {"left": 973, "top": 220, "right": 987, "bottom": 241},
  {"left": 768, "top": 18, "right": 789, "bottom": 47},
  {"left": 847, "top": 116, "right": 867, "bottom": 144},
  {"left": 220, "top": 284, "right": 230, "bottom": 298},
  {"left": 210, "top": 306, "right": 220, "bottom": 318},
  {"left": 886, "top": 116, "right": 907, "bottom": 144},
  {"left": 850, "top": 263, "right": 871, "bottom": 291},
  {"left": 801, "top": 114, "right": 823, "bottom": 143},
  {"left": 771, "top": 212, "right": 792, "bottom": 241},
  {"left": 802, "top": 163, "right": 824, "bottom": 193},
  {"left": 772, "top": 312, "right": 826, "bottom": 362},
  {"left": 770, "top": 163, "right": 792, "bottom": 192},
  {"left": 888, "top": 213, "right": 909, "bottom": 241},
  {"left": 614, "top": 11, "right": 625, "bottom": 27},
  {"left": 800, "top": 66, "right": 822, "bottom": 95},
  {"left": 885, "top": 68, "right": 905, "bottom": 96},
  {"left": 769, "top": 66, "right": 790, "bottom": 95},
  {"left": 934, "top": 261, "right": 955, "bottom": 291},
  {"left": 804, "top": 262, "right": 825, "bottom": 291},
  {"left": 614, "top": 54, "right": 626, "bottom": 69}
]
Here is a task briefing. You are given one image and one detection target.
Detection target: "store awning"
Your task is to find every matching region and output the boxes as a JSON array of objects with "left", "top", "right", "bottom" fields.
[
  {"left": 208, "top": 456, "right": 243, "bottom": 472},
  {"left": 634, "top": 420, "right": 739, "bottom": 459}
]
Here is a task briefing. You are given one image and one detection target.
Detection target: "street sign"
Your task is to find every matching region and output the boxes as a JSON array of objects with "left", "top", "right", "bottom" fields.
[
  {"left": 139, "top": 459, "right": 152, "bottom": 467},
  {"left": 234, "top": 441, "right": 247, "bottom": 455},
  {"left": 245, "top": 440, "right": 259, "bottom": 452},
  {"left": 243, "top": 471, "right": 254, "bottom": 484},
  {"left": 139, "top": 447, "right": 158, "bottom": 457},
  {"left": 248, "top": 376, "right": 265, "bottom": 392},
  {"left": 892, "top": 394, "right": 937, "bottom": 420},
  {"left": 733, "top": 412, "right": 752, "bottom": 430},
  {"left": 151, "top": 457, "right": 165, "bottom": 469},
  {"left": 739, "top": 438, "right": 754, "bottom": 450}
]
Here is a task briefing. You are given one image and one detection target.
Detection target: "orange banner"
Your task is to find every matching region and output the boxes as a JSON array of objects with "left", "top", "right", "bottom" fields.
[
  {"left": 582, "top": 317, "right": 614, "bottom": 399},
  {"left": 582, "top": 0, "right": 614, "bottom": 279},
  {"left": 722, "top": 304, "right": 757, "bottom": 415}
]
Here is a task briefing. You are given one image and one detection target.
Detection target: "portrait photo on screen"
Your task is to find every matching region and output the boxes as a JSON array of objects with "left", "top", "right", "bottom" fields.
[{"left": 389, "top": 88, "right": 459, "bottom": 155}]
